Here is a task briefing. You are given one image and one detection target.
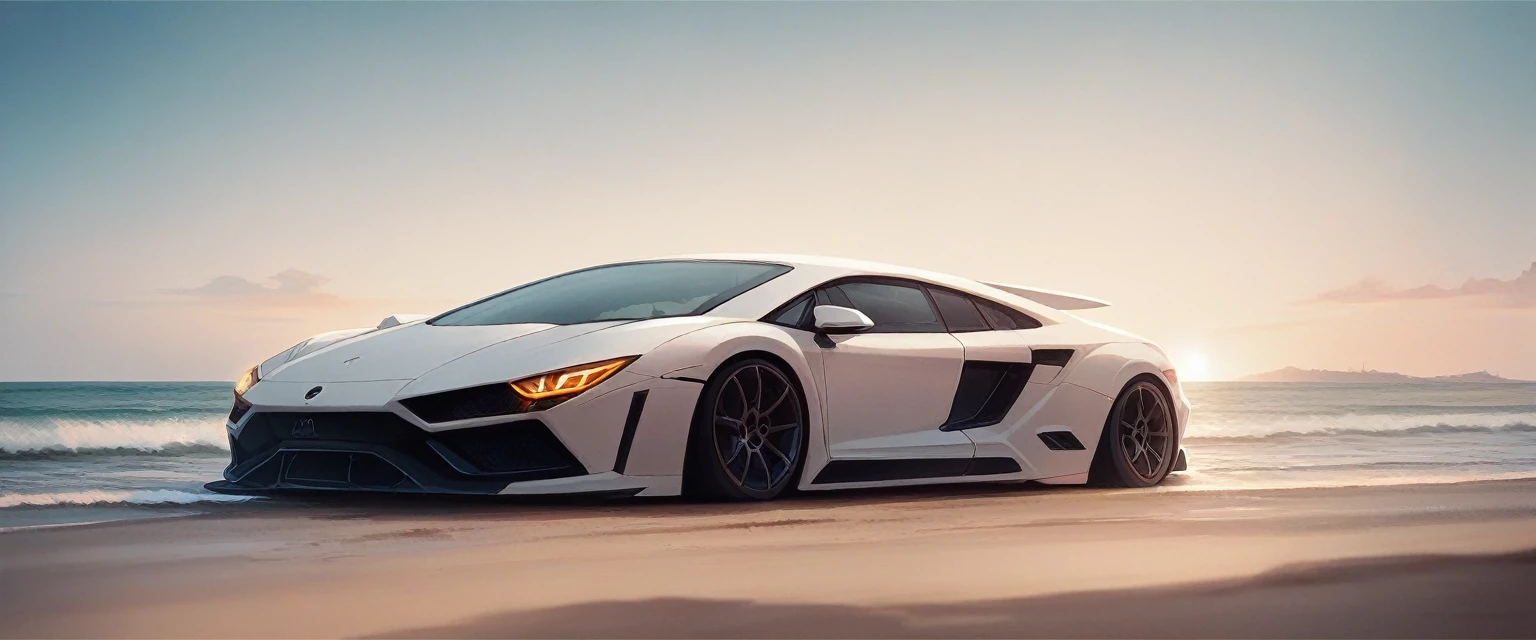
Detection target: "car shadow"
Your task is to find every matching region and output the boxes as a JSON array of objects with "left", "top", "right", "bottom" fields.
[
  {"left": 368, "top": 549, "right": 1536, "bottom": 639},
  {"left": 230, "top": 479, "right": 1112, "bottom": 523}
]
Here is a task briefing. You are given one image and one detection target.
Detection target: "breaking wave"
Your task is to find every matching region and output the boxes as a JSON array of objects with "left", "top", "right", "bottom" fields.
[
  {"left": 1194, "top": 458, "right": 1536, "bottom": 473},
  {"left": 1186, "top": 421, "right": 1536, "bottom": 443},
  {"left": 0, "top": 442, "right": 228, "bottom": 460},
  {"left": 0, "top": 489, "right": 252, "bottom": 509},
  {"left": 1192, "top": 404, "right": 1536, "bottom": 417},
  {"left": 0, "top": 406, "right": 228, "bottom": 419},
  {"left": 1183, "top": 402, "right": 1536, "bottom": 440},
  {"left": 0, "top": 418, "right": 229, "bottom": 459}
]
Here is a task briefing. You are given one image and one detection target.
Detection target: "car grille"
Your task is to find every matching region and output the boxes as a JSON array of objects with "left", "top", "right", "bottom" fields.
[
  {"left": 433, "top": 424, "right": 579, "bottom": 473},
  {"left": 225, "top": 412, "right": 586, "bottom": 493},
  {"left": 399, "top": 383, "right": 525, "bottom": 424}
]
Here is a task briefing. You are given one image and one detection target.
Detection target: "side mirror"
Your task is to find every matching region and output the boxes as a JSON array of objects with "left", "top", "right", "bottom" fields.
[{"left": 813, "top": 305, "right": 874, "bottom": 334}]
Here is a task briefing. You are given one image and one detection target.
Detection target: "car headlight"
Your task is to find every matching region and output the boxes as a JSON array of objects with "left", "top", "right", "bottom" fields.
[
  {"left": 509, "top": 357, "right": 635, "bottom": 402},
  {"left": 229, "top": 366, "right": 260, "bottom": 424},
  {"left": 234, "top": 366, "right": 261, "bottom": 397}
]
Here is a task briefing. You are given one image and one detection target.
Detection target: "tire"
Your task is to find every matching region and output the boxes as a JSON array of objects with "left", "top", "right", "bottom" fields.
[
  {"left": 683, "top": 358, "right": 807, "bottom": 501},
  {"left": 1090, "top": 375, "right": 1178, "bottom": 488}
]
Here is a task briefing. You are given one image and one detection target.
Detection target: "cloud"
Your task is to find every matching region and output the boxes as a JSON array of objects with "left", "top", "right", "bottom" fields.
[
  {"left": 160, "top": 269, "right": 342, "bottom": 307},
  {"left": 1313, "top": 262, "right": 1536, "bottom": 308}
]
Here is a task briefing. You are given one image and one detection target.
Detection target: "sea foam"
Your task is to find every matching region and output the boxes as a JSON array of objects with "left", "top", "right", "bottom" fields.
[
  {"left": 1184, "top": 413, "right": 1536, "bottom": 441},
  {"left": 0, "top": 489, "right": 252, "bottom": 509},
  {"left": 0, "top": 418, "right": 229, "bottom": 458}
]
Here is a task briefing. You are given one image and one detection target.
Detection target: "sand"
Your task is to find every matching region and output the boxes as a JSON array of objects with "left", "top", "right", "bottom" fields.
[{"left": 2, "top": 478, "right": 1535, "bottom": 638}]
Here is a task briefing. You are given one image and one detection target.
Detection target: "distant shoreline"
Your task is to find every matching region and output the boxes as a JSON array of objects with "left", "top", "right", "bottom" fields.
[{"left": 1238, "top": 366, "right": 1527, "bottom": 383}]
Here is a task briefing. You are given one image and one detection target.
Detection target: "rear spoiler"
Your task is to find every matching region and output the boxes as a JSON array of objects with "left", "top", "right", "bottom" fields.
[{"left": 981, "top": 282, "right": 1110, "bottom": 310}]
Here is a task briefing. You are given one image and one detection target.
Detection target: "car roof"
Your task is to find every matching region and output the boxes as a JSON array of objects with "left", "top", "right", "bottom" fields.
[
  {"left": 655, "top": 253, "right": 1072, "bottom": 324},
  {"left": 663, "top": 252, "right": 954, "bottom": 279}
]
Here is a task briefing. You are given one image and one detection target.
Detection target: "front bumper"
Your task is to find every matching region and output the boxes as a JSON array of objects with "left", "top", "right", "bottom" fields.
[
  {"left": 209, "top": 411, "right": 590, "bottom": 494},
  {"left": 210, "top": 375, "right": 703, "bottom": 496}
]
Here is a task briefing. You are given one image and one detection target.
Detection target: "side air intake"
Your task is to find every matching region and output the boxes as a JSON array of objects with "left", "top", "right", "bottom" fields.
[
  {"left": 1037, "top": 431, "right": 1085, "bottom": 451},
  {"left": 939, "top": 361, "right": 1034, "bottom": 431},
  {"left": 1031, "top": 349, "right": 1075, "bottom": 367}
]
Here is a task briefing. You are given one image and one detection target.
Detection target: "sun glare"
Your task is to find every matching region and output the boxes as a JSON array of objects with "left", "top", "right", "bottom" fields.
[{"left": 1179, "top": 351, "right": 1212, "bottom": 382}]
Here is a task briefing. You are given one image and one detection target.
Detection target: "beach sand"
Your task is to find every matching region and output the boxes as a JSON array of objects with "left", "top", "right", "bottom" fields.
[{"left": 2, "top": 478, "right": 1535, "bottom": 638}]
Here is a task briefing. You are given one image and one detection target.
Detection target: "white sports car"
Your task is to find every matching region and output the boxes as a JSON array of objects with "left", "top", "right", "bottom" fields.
[{"left": 209, "top": 255, "right": 1189, "bottom": 500}]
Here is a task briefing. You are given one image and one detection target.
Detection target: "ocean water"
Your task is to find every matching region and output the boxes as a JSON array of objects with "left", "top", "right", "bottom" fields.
[
  {"left": 0, "top": 383, "right": 251, "bottom": 529},
  {"left": 1, "top": 380, "right": 1533, "bottom": 529}
]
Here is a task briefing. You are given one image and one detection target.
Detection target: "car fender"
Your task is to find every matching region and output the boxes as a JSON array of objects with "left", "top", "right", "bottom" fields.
[
  {"left": 1062, "top": 342, "right": 1174, "bottom": 395},
  {"left": 1061, "top": 341, "right": 1182, "bottom": 437},
  {"left": 628, "top": 322, "right": 807, "bottom": 377},
  {"left": 626, "top": 321, "right": 830, "bottom": 486}
]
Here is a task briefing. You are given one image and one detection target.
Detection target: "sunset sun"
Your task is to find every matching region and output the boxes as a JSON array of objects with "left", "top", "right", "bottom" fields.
[{"left": 1178, "top": 351, "right": 1213, "bottom": 382}]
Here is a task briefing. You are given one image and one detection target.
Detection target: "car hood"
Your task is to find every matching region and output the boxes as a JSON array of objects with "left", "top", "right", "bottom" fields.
[
  {"left": 265, "top": 316, "right": 739, "bottom": 390},
  {"left": 266, "top": 321, "right": 612, "bottom": 383},
  {"left": 399, "top": 316, "right": 738, "bottom": 396}
]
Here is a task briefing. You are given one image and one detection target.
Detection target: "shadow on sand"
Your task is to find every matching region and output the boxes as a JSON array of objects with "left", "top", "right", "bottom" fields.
[
  {"left": 235, "top": 479, "right": 1091, "bottom": 522},
  {"left": 375, "top": 550, "right": 1536, "bottom": 639}
]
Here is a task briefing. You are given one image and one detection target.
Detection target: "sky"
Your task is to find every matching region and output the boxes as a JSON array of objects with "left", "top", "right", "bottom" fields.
[{"left": 1, "top": 2, "right": 1533, "bottom": 382}]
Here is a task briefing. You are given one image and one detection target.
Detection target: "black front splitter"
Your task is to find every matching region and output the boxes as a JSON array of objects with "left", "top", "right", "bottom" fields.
[{"left": 203, "top": 480, "right": 644, "bottom": 500}]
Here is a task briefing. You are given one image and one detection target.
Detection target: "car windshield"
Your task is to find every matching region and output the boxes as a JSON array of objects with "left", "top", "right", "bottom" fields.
[{"left": 430, "top": 261, "right": 791, "bottom": 326}]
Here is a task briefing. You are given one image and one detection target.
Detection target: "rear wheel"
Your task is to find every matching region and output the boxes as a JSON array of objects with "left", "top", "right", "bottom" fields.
[
  {"left": 683, "top": 358, "right": 806, "bottom": 500},
  {"left": 1092, "top": 376, "right": 1176, "bottom": 488}
]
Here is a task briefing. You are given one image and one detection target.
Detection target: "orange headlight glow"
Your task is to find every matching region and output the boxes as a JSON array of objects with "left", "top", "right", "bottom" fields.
[
  {"left": 234, "top": 366, "right": 261, "bottom": 397},
  {"left": 509, "top": 357, "right": 636, "bottom": 400}
]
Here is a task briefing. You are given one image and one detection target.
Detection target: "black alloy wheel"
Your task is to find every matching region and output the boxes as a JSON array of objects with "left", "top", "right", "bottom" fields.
[
  {"left": 684, "top": 358, "right": 806, "bottom": 500},
  {"left": 1093, "top": 376, "right": 1176, "bottom": 488}
]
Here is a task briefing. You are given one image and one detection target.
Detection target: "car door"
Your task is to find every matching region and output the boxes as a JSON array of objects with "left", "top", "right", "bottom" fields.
[{"left": 815, "top": 280, "right": 974, "bottom": 461}]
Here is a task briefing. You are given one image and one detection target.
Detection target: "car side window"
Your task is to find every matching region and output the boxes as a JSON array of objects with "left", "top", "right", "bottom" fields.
[
  {"left": 767, "top": 295, "right": 812, "bottom": 328},
  {"left": 830, "top": 281, "right": 946, "bottom": 333},
  {"left": 928, "top": 287, "right": 990, "bottom": 333},
  {"left": 815, "top": 286, "right": 853, "bottom": 308},
  {"left": 974, "top": 297, "right": 1043, "bottom": 330}
]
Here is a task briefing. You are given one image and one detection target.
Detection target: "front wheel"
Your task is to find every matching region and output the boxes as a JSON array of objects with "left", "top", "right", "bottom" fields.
[
  {"left": 683, "top": 358, "right": 807, "bottom": 500},
  {"left": 1092, "top": 377, "right": 1177, "bottom": 488}
]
